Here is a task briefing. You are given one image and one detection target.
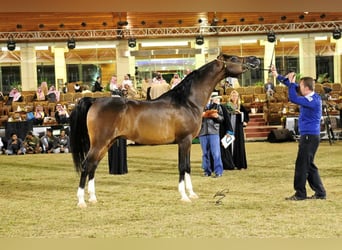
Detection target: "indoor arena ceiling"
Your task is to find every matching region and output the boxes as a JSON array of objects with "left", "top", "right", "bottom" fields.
[{"left": 0, "top": 12, "right": 341, "bottom": 42}]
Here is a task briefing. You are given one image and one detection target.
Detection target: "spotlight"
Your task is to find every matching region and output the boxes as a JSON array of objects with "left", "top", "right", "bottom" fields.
[
  {"left": 7, "top": 39, "right": 16, "bottom": 51},
  {"left": 267, "top": 32, "right": 276, "bottom": 43},
  {"left": 67, "top": 38, "right": 76, "bottom": 49},
  {"left": 195, "top": 35, "right": 204, "bottom": 45},
  {"left": 332, "top": 29, "right": 341, "bottom": 40},
  {"left": 128, "top": 38, "right": 136, "bottom": 48}
]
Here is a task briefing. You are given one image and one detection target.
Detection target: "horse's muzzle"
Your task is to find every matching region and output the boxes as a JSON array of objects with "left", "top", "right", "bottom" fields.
[{"left": 245, "top": 57, "right": 260, "bottom": 70}]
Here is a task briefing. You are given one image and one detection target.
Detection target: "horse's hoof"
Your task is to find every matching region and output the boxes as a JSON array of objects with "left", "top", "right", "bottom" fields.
[
  {"left": 181, "top": 197, "right": 192, "bottom": 202},
  {"left": 88, "top": 198, "right": 98, "bottom": 204},
  {"left": 77, "top": 202, "right": 87, "bottom": 208},
  {"left": 189, "top": 193, "right": 199, "bottom": 199}
]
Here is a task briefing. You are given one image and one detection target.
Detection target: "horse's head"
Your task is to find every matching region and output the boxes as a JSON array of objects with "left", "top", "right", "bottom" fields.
[{"left": 217, "top": 53, "right": 260, "bottom": 77}]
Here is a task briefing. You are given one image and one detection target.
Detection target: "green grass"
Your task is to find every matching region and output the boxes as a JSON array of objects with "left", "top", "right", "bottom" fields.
[{"left": 0, "top": 141, "right": 341, "bottom": 238}]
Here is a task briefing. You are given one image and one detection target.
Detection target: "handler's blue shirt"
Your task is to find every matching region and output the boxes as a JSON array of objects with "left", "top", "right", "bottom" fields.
[{"left": 277, "top": 75, "right": 322, "bottom": 135}]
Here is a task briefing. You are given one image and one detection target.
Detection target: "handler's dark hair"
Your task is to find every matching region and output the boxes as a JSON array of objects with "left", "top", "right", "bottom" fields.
[{"left": 300, "top": 77, "right": 315, "bottom": 91}]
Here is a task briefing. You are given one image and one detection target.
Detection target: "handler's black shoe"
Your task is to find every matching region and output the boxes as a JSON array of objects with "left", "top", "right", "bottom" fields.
[
  {"left": 285, "top": 194, "right": 306, "bottom": 201},
  {"left": 307, "top": 194, "right": 326, "bottom": 200}
]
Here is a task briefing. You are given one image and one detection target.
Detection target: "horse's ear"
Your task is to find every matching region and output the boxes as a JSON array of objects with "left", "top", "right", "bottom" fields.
[{"left": 217, "top": 53, "right": 224, "bottom": 60}]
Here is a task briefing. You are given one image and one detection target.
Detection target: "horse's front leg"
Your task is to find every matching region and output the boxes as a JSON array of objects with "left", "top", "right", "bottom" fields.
[{"left": 178, "top": 140, "right": 198, "bottom": 202}]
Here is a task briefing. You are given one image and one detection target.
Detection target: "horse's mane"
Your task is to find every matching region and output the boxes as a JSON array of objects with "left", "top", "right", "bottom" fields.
[{"left": 155, "top": 60, "right": 216, "bottom": 105}]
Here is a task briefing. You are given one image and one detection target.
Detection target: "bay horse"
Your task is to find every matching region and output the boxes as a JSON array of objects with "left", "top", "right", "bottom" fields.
[{"left": 70, "top": 53, "right": 260, "bottom": 208}]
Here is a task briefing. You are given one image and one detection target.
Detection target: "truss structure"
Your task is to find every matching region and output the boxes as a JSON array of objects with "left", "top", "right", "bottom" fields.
[{"left": 0, "top": 21, "right": 341, "bottom": 42}]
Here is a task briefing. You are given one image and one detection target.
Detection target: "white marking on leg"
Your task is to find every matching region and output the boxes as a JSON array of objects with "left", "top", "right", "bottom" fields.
[
  {"left": 77, "top": 187, "right": 87, "bottom": 208},
  {"left": 185, "top": 173, "right": 198, "bottom": 199},
  {"left": 87, "top": 178, "right": 97, "bottom": 203},
  {"left": 178, "top": 180, "right": 191, "bottom": 202}
]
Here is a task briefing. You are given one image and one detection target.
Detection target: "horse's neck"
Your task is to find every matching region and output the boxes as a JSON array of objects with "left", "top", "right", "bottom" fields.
[{"left": 190, "top": 62, "right": 226, "bottom": 107}]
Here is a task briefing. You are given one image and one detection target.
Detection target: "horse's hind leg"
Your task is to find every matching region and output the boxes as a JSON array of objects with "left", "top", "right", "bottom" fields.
[
  {"left": 76, "top": 158, "right": 99, "bottom": 208},
  {"left": 87, "top": 170, "right": 97, "bottom": 204},
  {"left": 77, "top": 171, "right": 88, "bottom": 208}
]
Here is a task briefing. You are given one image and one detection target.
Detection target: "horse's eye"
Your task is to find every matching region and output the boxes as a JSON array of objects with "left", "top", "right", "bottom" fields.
[{"left": 231, "top": 57, "right": 239, "bottom": 62}]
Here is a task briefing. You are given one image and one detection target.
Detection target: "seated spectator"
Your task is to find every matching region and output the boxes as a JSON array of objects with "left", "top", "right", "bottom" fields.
[
  {"left": 46, "top": 85, "right": 60, "bottom": 102},
  {"left": 33, "top": 105, "right": 45, "bottom": 125},
  {"left": 109, "top": 75, "right": 122, "bottom": 96},
  {"left": 92, "top": 76, "right": 103, "bottom": 92},
  {"left": 6, "top": 87, "right": 23, "bottom": 105},
  {"left": 55, "top": 129, "right": 70, "bottom": 153},
  {"left": 34, "top": 87, "right": 46, "bottom": 101},
  {"left": 40, "top": 128, "right": 58, "bottom": 153},
  {"left": 170, "top": 73, "right": 181, "bottom": 89},
  {"left": 40, "top": 81, "right": 48, "bottom": 96},
  {"left": 5, "top": 132, "right": 26, "bottom": 155},
  {"left": 23, "top": 131, "right": 42, "bottom": 154},
  {"left": 8, "top": 112, "right": 22, "bottom": 122},
  {"left": 74, "top": 83, "right": 82, "bottom": 93},
  {"left": 264, "top": 78, "right": 275, "bottom": 97},
  {"left": 55, "top": 104, "right": 69, "bottom": 124}
]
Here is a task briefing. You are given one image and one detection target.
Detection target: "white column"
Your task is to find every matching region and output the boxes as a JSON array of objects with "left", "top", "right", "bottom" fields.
[
  {"left": 51, "top": 45, "right": 67, "bottom": 89},
  {"left": 261, "top": 40, "right": 276, "bottom": 83},
  {"left": 116, "top": 40, "right": 136, "bottom": 87},
  {"left": 193, "top": 39, "right": 206, "bottom": 69},
  {"left": 333, "top": 38, "right": 342, "bottom": 83},
  {"left": 299, "top": 37, "right": 316, "bottom": 78},
  {"left": 20, "top": 44, "right": 37, "bottom": 91}
]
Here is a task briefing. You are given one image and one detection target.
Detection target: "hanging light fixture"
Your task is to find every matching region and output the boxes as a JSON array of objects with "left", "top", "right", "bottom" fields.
[
  {"left": 128, "top": 38, "right": 136, "bottom": 48},
  {"left": 67, "top": 38, "right": 76, "bottom": 49},
  {"left": 267, "top": 32, "right": 276, "bottom": 43},
  {"left": 195, "top": 35, "right": 204, "bottom": 45},
  {"left": 7, "top": 38, "right": 16, "bottom": 51},
  {"left": 332, "top": 29, "right": 341, "bottom": 40}
]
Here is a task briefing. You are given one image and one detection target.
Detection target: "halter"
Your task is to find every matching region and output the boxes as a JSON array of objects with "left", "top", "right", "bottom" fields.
[{"left": 216, "top": 56, "right": 250, "bottom": 70}]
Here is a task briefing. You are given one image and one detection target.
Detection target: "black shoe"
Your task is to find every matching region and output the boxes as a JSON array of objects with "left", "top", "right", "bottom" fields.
[
  {"left": 307, "top": 194, "right": 326, "bottom": 200},
  {"left": 285, "top": 195, "right": 306, "bottom": 201},
  {"left": 203, "top": 173, "right": 211, "bottom": 177}
]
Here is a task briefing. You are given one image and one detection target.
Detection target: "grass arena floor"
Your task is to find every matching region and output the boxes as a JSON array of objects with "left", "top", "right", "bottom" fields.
[{"left": 0, "top": 141, "right": 341, "bottom": 238}]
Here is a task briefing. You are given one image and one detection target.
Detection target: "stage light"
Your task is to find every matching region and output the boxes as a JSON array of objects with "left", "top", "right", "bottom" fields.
[
  {"left": 128, "top": 38, "right": 136, "bottom": 48},
  {"left": 267, "top": 32, "right": 276, "bottom": 43},
  {"left": 332, "top": 29, "right": 341, "bottom": 40},
  {"left": 195, "top": 35, "right": 204, "bottom": 45},
  {"left": 67, "top": 38, "right": 76, "bottom": 49},
  {"left": 7, "top": 39, "right": 16, "bottom": 51}
]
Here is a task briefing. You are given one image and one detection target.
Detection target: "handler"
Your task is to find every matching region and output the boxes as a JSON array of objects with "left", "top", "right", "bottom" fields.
[{"left": 271, "top": 66, "right": 326, "bottom": 201}]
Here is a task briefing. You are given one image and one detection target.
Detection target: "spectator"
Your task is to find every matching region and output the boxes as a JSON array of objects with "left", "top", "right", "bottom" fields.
[
  {"left": 55, "top": 104, "right": 69, "bottom": 124},
  {"left": 23, "top": 131, "right": 42, "bottom": 154},
  {"left": 74, "top": 83, "right": 82, "bottom": 93},
  {"left": 55, "top": 129, "right": 70, "bottom": 153},
  {"left": 225, "top": 90, "right": 249, "bottom": 170},
  {"left": 92, "top": 76, "right": 103, "bottom": 92},
  {"left": 40, "top": 128, "right": 58, "bottom": 153},
  {"left": 5, "top": 132, "right": 26, "bottom": 155},
  {"left": 264, "top": 77, "right": 275, "bottom": 97},
  {"left": 33, "top": 105, "right": 45, "bottom": 125},
  {"left": 34, "top": 87, "right": 46, "bottom": 101},
  {"left": 109, "top": 75, "right": 122, "bottom": 96},
  {"left": 6, "top": 87, "right": 23, "bottom": 105},
  {"left": 46, "top": 85, "right": 60, "bottom": 102},
  {"left": 170, "top": 73, "right": 181, "bottom": 89}
]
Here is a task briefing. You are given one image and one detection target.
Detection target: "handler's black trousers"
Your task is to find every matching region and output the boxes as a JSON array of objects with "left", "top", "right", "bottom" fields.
[{"left": 294, "top": 135, "right": 326, "bottom": 198}]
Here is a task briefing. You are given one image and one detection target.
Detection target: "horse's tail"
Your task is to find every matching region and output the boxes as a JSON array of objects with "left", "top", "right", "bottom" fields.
[{"left": 70, "top": 97, "right": 94, "bottom": 173}]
